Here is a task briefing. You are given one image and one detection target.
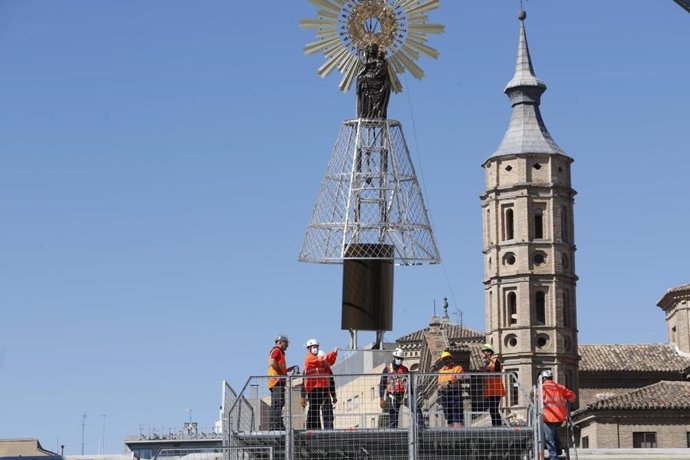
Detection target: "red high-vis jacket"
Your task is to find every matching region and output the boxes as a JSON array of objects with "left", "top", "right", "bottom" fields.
[
  {"left": 303, "top": 350, "right": 337, "bottom": 393},
  {"left": 542, "top": 380, "right": 576, "bottom": 423}
]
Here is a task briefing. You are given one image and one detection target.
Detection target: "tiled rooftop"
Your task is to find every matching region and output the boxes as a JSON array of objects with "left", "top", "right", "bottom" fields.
[
  {"left": 579, "top": 344, "right": 690, "bottom": 373},
  {"left": 397, "top": 323, "right": 484, "bottom": 344},
  {"left": 574, "top": 381, "right": 690, "bottom": 413}
]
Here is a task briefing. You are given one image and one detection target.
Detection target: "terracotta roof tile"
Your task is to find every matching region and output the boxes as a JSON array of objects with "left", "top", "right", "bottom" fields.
[
  {"left": 397, "top": 323, "right": 484, "bottom": 344},
  {"left": 574, "top": 381, "right": 690, "bottom": 413},
  {"left": 579, "top": 344, "right": 690, "bottom": 373}
]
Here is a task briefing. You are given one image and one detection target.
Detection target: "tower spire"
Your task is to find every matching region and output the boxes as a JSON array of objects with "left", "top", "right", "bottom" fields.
[{"left": 492, "top": 10, "right": 565, "bottom": 157}]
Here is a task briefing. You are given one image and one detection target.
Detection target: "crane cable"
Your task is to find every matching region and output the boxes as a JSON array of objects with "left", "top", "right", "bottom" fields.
[{"left": 402, "top": 72, "right": 464, "bottom": 326}]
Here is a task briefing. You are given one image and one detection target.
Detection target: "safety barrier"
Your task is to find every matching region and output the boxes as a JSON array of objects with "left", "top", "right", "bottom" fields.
[
  {"left": 154, "top": 446, "right": 273, "bottom": 460},
  {"left": 224, "top": 371, "right": 538, "bottom": 459}
]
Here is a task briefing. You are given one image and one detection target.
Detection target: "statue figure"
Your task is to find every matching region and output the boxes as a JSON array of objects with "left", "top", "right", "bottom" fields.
[{"left": 356, "top": 44, "right": 392, "bottom": 119}]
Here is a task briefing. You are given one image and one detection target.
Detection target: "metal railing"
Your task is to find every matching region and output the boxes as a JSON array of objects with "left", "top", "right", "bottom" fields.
[
  {"left": 154, "top": 446, "right": 273, "bottom": 460},
  {"left": 224, "top": 371, "right": 539, "bottom": 459}
]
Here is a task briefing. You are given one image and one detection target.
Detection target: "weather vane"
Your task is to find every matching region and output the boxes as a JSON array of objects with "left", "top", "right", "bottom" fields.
[{"left": 300, "top": 0, "right": 444, "bottom": 96}]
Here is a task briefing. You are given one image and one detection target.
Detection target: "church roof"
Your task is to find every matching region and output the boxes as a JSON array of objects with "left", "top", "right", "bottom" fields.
[
  {"left": 396, "top": 323, "right": 484, "bottom": 344},
  {"left": 574, "top": 381, "right": 690, "bottom": 413},
  {"left": 579, "top": 344, "right": 690, "bottom": 373},
  {"left": 490, "top": 11, "right": 567, "bottom": 158}
]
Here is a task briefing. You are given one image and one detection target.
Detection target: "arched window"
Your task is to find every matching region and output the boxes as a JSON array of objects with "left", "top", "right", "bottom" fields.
[
  {"left": 535, "top": 290, "right": 546, "bottom": 325},
  {"left": 507, "top": 369, "right": 519, "bottom": 406},
  {"left": 534, "top": 211, "right": 544, "bottom": 239},
  {"left": 486, "top": 209, "right": 491, "bottom": 245},
  {"left": 504, "top": 208, "right": 514, "bottom": 240},
  {"left": 508, "top": 292, "right": 517, "bottom": 325}
]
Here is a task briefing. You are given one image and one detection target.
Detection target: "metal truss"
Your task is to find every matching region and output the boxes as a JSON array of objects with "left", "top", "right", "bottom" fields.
[{"left": 300, "top": 119, "right": 440, "bottom": 265}]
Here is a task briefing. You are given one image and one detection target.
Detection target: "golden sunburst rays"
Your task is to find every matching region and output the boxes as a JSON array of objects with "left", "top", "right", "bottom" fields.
[{"left": 300, "top": 0, "right": 444, "bottom": 93}]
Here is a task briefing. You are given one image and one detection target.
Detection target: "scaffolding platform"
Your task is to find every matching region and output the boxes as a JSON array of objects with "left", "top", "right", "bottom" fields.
[{"left": 230, "top": 426, "right": 534, "bottom": 459}]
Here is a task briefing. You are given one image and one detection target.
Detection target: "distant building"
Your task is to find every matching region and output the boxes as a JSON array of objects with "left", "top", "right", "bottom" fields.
[
  {"left": 571, "top": 287, "right": 690, "bottom": 449},
  {"left": 124, "top": 423, "right": 221, "bottom": 459},
  {"left": 0, "top": 439, "right": 60, "bottom": 460}
]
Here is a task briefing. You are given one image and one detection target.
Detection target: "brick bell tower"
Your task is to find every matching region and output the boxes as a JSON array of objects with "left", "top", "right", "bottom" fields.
[{"left": 480, "top": 11, "right": 579, "bottom": 410}]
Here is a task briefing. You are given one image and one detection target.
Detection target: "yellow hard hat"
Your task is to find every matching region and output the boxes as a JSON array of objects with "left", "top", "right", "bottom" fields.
[{"left": 440, "top": 351, "right": 452, "bottom": 359}]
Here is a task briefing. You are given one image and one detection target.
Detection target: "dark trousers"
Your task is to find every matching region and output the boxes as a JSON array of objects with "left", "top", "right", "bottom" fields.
[
  {"left": 440, "top": 388, "right": 463, "bottom": 425},
  {"left": 269, "top": 385, "right": 286, "bottom": 430},
  {"left": 322, "top": 396, "right": 334, "bottom": 429},
  {"left": 306, "top": 387, "right": 329, "bottom": 430},
  {"left": 485, "top": 396, "right": 502, "bottom": 426},
  {"left": 543, "top": 421, "right": 564, "bottom": 460}
]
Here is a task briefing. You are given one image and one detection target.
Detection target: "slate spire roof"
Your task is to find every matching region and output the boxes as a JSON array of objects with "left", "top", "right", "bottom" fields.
[{"left": 492, "top": 10, "right": 566, "bottom": 157}]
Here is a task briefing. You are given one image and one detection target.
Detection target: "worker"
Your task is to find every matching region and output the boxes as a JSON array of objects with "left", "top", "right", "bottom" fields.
[
  {"left": 378, "top": 348, "right": 411, "bottom": 428},
  {"left": 301, "top": 338, "right": 337, "bottom": 430},
  {"left": 267, "top": 334, "right": 298, "bottom": 431},
  {"left": 437, "top": 351, "right": 465, "bottom": 428},
  {"left": 480, "top": 343, "right": 506, "bottom": 426},
  {"left": 540, "top": 369, "right": 576, "bottom": 460}
]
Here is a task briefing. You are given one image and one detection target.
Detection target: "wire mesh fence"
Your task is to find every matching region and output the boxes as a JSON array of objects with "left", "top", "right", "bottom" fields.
[
  {"left": 299, "top": 118, "right": 440, "bottom": 265},
  {"left": 225, "top": 371, "right": 537, "bottom": 459},
  {"left": 155, "top": 446, "right": 273, "bottom": 460}
]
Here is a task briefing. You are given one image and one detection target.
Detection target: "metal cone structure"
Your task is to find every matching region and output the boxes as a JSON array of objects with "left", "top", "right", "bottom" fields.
[{"left": 299, "top": 118, "right": 440, "bottom": 265}]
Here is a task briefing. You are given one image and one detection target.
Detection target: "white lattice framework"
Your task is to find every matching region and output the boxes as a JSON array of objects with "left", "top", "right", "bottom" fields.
[{"left": 299, "top": 118, "right": 440, "bottom": 264}]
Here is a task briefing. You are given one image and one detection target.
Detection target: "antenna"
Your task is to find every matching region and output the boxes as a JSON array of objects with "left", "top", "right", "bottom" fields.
[
  {"left": 81, "top": 413, "right": 87, "bottom": 455},
  {"left": 99, "top": 414, "right": 106, "bottom": 454}
]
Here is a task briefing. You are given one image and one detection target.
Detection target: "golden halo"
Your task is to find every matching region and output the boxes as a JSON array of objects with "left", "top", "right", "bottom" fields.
[
  {"left": 346, "top": 0, "right": 398, "bottom": 52},
  {"left": 300, "top": 0, "right": 444, "bottom": 93}
]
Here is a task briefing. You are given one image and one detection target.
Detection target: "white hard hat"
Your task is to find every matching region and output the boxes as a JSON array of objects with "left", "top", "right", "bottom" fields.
[
  {"left": 541, "top": 369, "right": 553, "bottom": 379},
  {"left": 392, "top": 348, "right": 404, "bottom": 359},
  {"left": 305, "top": 338, "right": 319, "bottom": 348},
  {"left": 481, "top": 343, "right": 494, "bottom": 353}
]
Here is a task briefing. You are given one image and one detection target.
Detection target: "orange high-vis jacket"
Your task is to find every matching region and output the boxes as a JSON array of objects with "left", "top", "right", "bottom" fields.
[
  {"left": 483, "top": 356, "right": 506, "bottom": 397},
  {"left": 542, "top": 380, "right": 576, "bottom": 423},
  {"left": 267, "top": 346, "right": 287, "bottom": 388},
  {"left": 303, "top": 350, "right": 337, "bottom": 393},
  {"left": 438, "top": 364, "right": 464, "bottom": 386}
]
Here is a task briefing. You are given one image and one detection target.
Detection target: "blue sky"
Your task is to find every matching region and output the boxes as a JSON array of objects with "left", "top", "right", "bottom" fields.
[{"left": 1, "top": 0, "right": 689, "bottom": 454}]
